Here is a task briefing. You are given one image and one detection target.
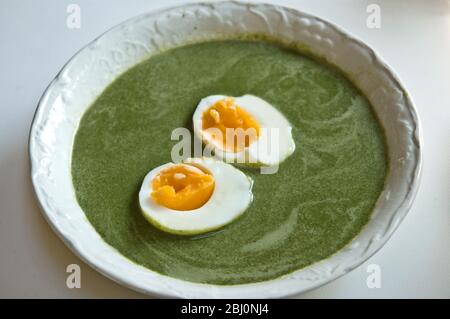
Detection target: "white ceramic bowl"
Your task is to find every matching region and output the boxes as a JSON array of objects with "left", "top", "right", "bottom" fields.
[{"left": 29, "top": 1, "right": 422, "bottom": 298}]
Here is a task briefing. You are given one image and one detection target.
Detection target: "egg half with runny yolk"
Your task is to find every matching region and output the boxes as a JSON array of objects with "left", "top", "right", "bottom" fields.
[
  {"left": 139, "top": 157, "right": 253, "bottom": 235},
  {"left": 193, "top": 95, "right": 295, "bottom": 167}
]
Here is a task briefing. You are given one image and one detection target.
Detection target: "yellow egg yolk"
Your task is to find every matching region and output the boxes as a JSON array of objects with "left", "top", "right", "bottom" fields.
[
  {"left": 151, "top": 164, "right": 215, "bottom": 211},
  {"left": 202, "top": 97, "right": 261, "bottom": 152}
]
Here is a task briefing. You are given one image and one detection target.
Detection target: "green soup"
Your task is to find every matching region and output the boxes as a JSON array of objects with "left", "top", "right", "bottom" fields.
[{"left": 72, "top": 40, "right": 387, "bottom": 285}]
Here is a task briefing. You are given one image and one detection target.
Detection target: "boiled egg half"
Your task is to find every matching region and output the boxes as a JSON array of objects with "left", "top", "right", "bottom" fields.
[
  {"left": 193, "top": 95, "right": 295, "bottom": 167},
  {"left": 139, "top": 157, "right": 253, "bottom": 235}
]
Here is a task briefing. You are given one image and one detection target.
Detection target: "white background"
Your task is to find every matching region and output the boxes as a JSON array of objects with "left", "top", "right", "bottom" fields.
[{"left": 0, "top": 0, "right": 449, "bottom": 298}]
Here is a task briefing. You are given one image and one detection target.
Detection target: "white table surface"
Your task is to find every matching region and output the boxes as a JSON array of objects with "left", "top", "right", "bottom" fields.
[{"left": 0, "top": 0, "right": 449, "bottom": 298}]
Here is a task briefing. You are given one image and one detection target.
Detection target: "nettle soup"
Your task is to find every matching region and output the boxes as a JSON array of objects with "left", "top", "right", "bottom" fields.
[{"left": 72, "top": 40, "right": 387, "bottom": 284}]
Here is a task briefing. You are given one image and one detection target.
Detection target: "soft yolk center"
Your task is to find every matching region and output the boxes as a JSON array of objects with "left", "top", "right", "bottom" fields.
[
  {"left": 202, "top": 97, "right": 260, "bottom": 152},
  {"left": 151, "top": 164, "right": 215, "bottom": 211}
]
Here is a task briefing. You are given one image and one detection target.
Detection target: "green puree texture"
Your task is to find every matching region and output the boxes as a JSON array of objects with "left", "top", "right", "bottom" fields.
[{"left": 72, "top": 40, "right": 387, "bottom": 285}]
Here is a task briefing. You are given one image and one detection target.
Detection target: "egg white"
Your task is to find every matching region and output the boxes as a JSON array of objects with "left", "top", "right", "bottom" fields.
[
  {"left": 139, "top": 157, "right": 253, "bottom": 235},
  {"left": 193, "top": 95, "right": 295, "bottom": 167}
]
